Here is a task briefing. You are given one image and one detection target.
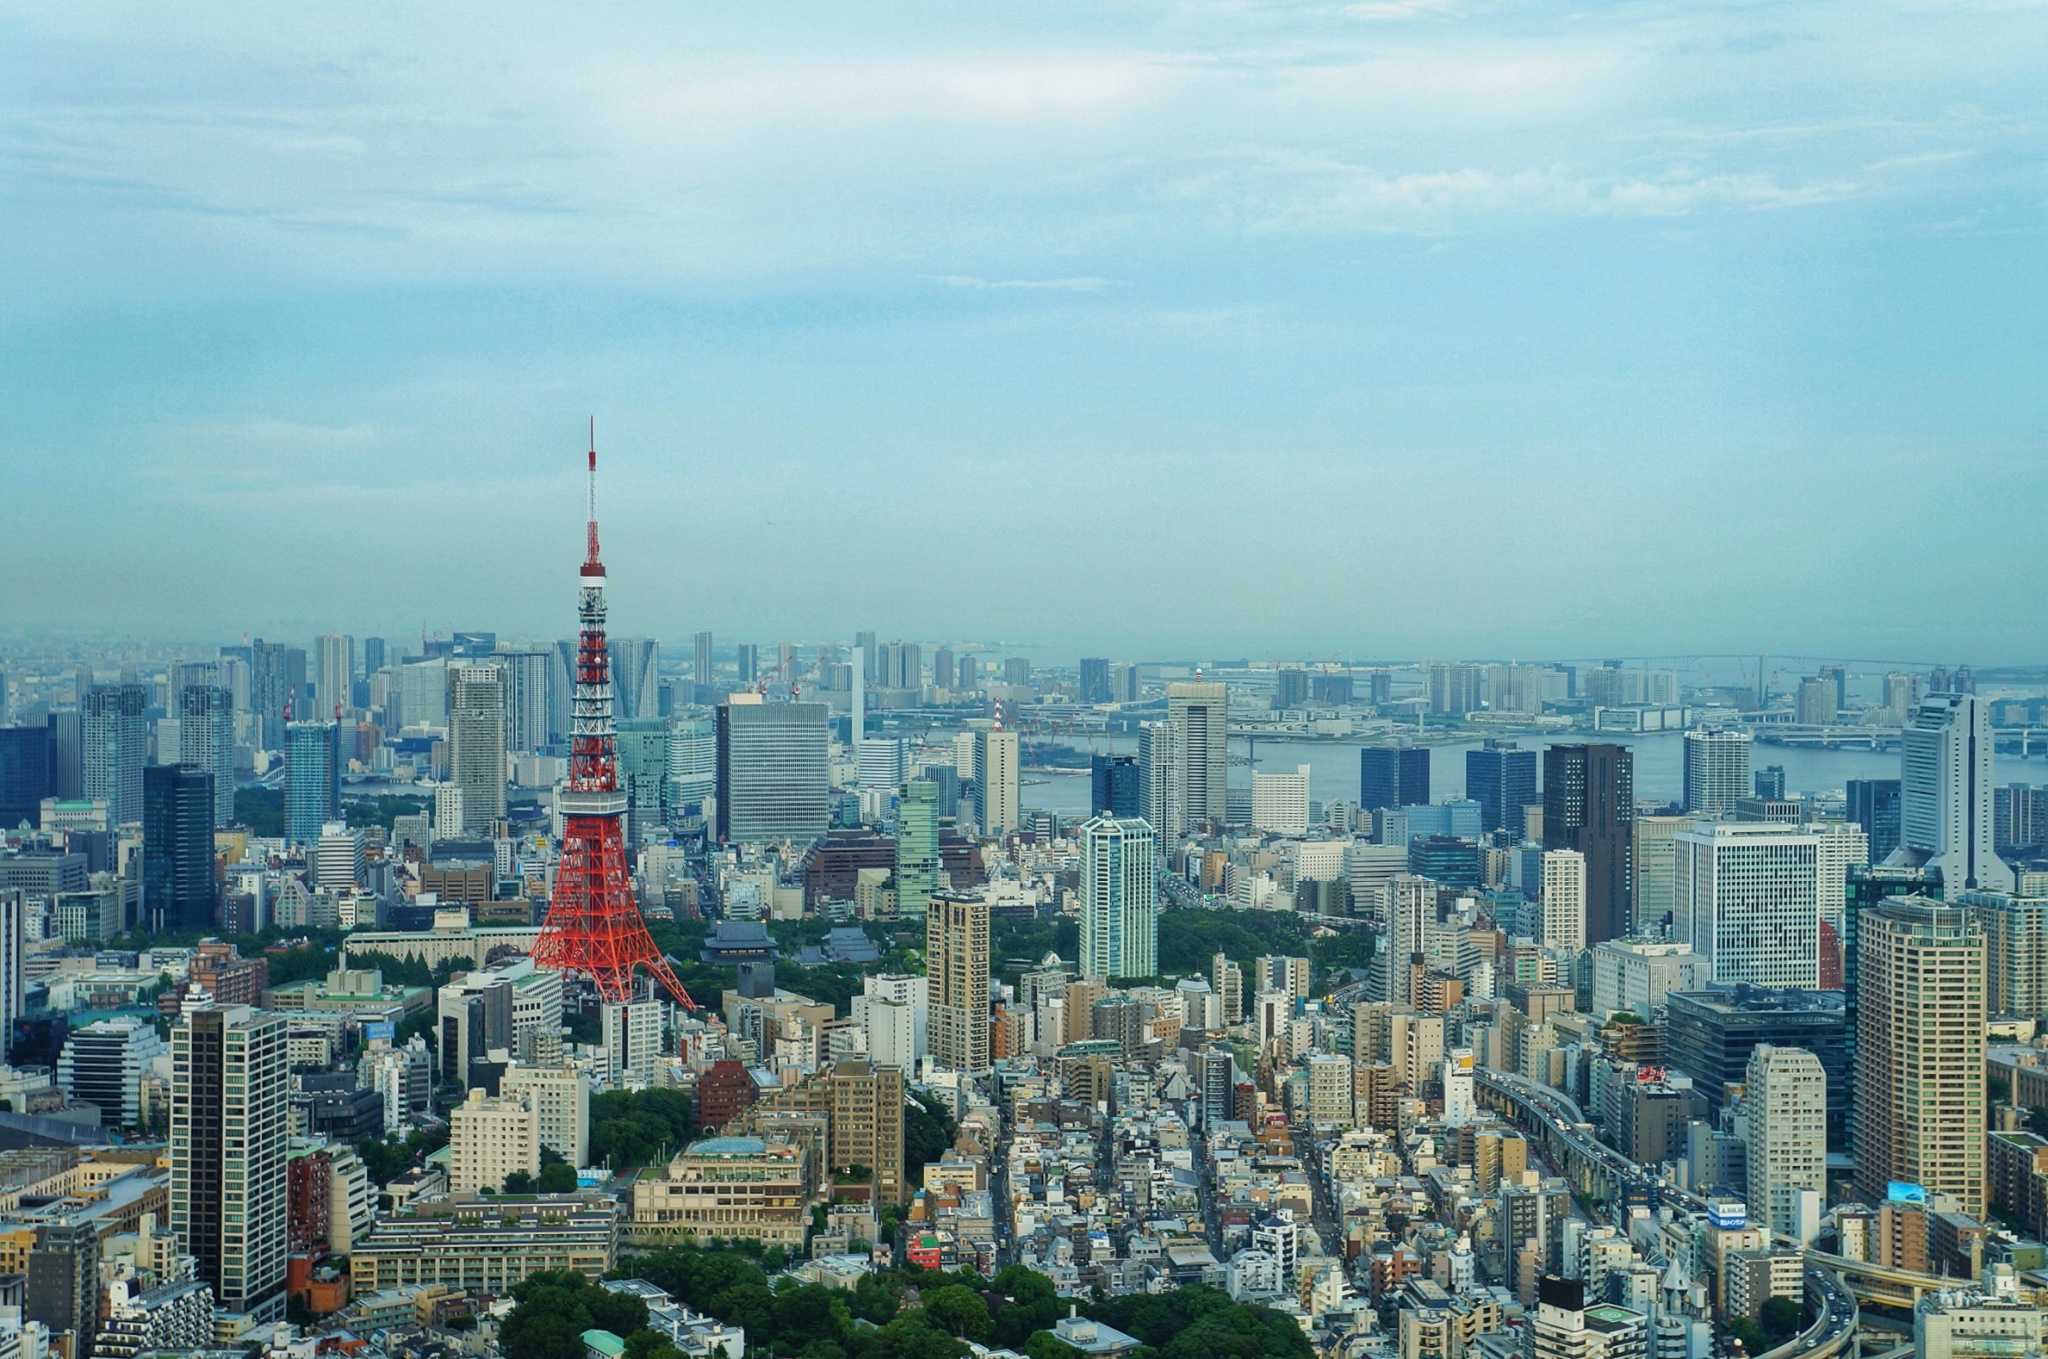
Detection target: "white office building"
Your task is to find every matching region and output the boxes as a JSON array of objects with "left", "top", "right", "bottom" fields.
[
  {"left": 1676, "top": 823, "right": 1823, "bottom": 988},
  {"left": 1896, "top": 694, "right": 2014, "bottom": 892},
  {"left": 1251, "top": 765, "right": 1312, "bottom": 837}
]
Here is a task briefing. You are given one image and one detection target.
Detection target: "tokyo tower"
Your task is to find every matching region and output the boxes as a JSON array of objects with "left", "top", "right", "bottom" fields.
[{"left": 531, "top": 425, "right": 696, "bottom": 1009}]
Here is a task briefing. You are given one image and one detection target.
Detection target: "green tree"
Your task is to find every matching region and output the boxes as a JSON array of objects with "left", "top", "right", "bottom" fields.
[
  {"left": 920, "top": 1285, "right": 989, "bottom": 1341},
  {"left": 1023, "top": 1335, "right": 1085, "bottom": 1359},
  {"left": 902, "top": 1092, "right": 957, "bottom": 1182},
  {"left": 1759, "top": 1296, "right": 1806, "bottom": 1340}
]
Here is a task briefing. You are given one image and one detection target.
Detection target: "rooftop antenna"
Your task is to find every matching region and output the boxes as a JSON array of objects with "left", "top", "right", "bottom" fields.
[{"left": 585, "top": 416, "right": 602, "bottom": 573}]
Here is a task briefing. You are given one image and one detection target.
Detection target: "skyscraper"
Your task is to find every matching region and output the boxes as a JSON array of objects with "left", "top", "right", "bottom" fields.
[
  {"left": 1168, "top": 681, "right": 1228, "bottom": 831},
  {"left": 498, "top": 650, "right": 555, "bottom": 753},
  {"left": 1744, "top": 1044, "right": 1826, "bottom": 1241},
  {"left": 1079, "top": 657, "right": 1111, "bottom": 704},
  {"left": 693, "top": 631, "right": 714, "bottom": 700},
  {"left": 171, "top": 1005, "right": 288, "bottom": 1321},
  {"left": 1251, "top": 765, "right": 1311, "bottom": 836},
  {"left": 1676, "top": 822, "right": 1825, "bottom": 988},
  {"left": 1682, "top": 728, "right": 1753, "bottom": 816},
  {"left": 1078, "top": 815, "right": 1157, "bottom": 980},
  {"left": 1853, "top": 896, "right": 1985, "bottom": 1216},
  {"left": 1543, "top": 744, "right": 1633, "bottom": 944},
  {"left": 715, "top": 700, "right": 829, "bottom": 844},
  {"left": 926, "top": 893, "right": 990, "bottom": 1073},
  {"left": 666, "top": 715, "right": 716, "bottom": 827},
  {"left": 284, "top": 720, "right": 340, "bottom": 846},
  {"left": 1089, "top": 754, "right": 1141, "bottom": 819},
  {"left": 83, "top": 683, "right": 147, "bottom": 825},
  {"left": 0, "top": 726, "right": 52, "bottom": 829},
  {"left": 248, "top": 641, "right": 306, "bottom": 750},
  {"left": 362, "top": 636, "right": 386, "bottom": 677},
  {"left": 828, "top": 1058, "right": 906, "bottom": 1206},
  {"left": 1539, "top": 849, "right": 1586, "bottom": 951},
  {"left": 312, "top": 634, "right": 354, "bottom": 718},
  {"left": 144, "top": 764, "right": 215, "bottom": 933},
  {"left": 446, "top": 662, "right": 507, "bottom": 836},
  {"left": 1360, "top": 745, "right": 1429, "bottom": 815},
  {"left": 1896, "top": 694, "right": 2013, "bottom": 892},
  {"left": 178, "top": 684, "right": 235, "bottom": 828},
  {"left": 1847, "top": 779, "right": 1903, "bottom": 862},
  {"left": 1467, "top": 740, "right": 1536, "bottom": 837},
  {"left": 932, "top": 648, "right": 955, "bottom": 691},
  {"left": 1138, "top": 723, "right": 1180, "bottom": 840},
  {"left": 973, "top": 725, "right": 1019, "bottom": 838},
  {"left": 608, "top": 639, "right": 659, "bottom": 720},
  {"left": 894, "top": 780, "right": 938, "bottom": 923}
]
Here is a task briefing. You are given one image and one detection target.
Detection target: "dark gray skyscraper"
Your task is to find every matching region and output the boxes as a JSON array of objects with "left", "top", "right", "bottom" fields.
[
  {"left": 145, "top": 764, "right": 215, "bottom": 932},
  {"left": 933, "top": 648, "right": 955, "bottom": 691},
  {"left": 362, "top": 636, "right": 386, "bottom": 676},
  {"left": 1847, "top": 778, "right": 1903, "bottom": 862},
  {"left": 0, "top": 727, "right": 51, "bottom": 828},
  {"left": 83, "top": 683, "right": 148, "bottom": 825},
  {"left": 1359, "top": 745, "right": 1428, "bottom": 814},
  {"left": 1079, "top": 658, "right": 1111, "bottom": 704},
  {"left": 1466, "top": 740, "right": 1536, "bottom": 837},
  {"left": 248, "top": 641, "right": 305, "bottom": 749},
  {"left": 694, "top": 631, "right": 714, "bottom": 699},
  {"left": 736, "top": 644, "right": 759, "bottom": 685},
  {"left": 1543, "top": 743, "right": 1633, "bottom": 945},
  {"left": 715, "top": 701, "right": 829, "bottom": 844}
]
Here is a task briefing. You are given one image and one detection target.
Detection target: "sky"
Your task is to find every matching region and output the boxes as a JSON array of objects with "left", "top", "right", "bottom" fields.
[{"left": 3, "top": 1, "right": 2045, "bottom": 662}]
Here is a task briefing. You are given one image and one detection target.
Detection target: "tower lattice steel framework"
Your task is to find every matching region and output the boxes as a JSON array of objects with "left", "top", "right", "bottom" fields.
[{"left": 531, "top": 425, "right": 696, "bottom": 1008}]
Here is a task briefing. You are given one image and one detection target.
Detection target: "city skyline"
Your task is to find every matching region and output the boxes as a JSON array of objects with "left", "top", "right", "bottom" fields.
[{"left": 5, "top": 4, "right": 2045, "bottom": 653}]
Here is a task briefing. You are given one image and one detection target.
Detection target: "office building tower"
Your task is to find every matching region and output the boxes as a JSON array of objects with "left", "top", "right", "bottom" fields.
[
  {"left": 666, "top": 715, "right": 716, "bottom": 826},
  {"left": 58, "top": 1014, "right": 165, "bottom": 1131},
  {"left": 1428, "top": 663, "right": 1483, "bottom": 717},
  {"left": 1543, "top": 744, "right": 1633, "bottom": 944},
  {"left": 736, "top": 644, "right": 758, "bottom": 685},
  {"left": 393, "top": 658, "right": 449, "bottom": 730},
  {"left": 973, "top": 725, "right": 1019, "bottom": 838},
  {"left": 1375, "top": 874, "right": 1435, "bottom": 1007},
  {"left": 1848, "top": 779, "right": 1903, "bottom": 862},
  {"left": 284, "top": 720, "right": 340, "bottom": 846},
  {"left": 1252, "top": 765, "right": 1311, "bottom": 836},
  {"left": 1539, "top": 850, "right": 1587, "bottom": 951},
  {"left": 176, "top": 685, "right": 234, "bottom": 828},
  {"left": 1168, "top": 682, "right": 1228, "bottom": 831},
  {"left": 83, "top": 683, "right": 147, "bottom": 826},
  {"left": 1090, "top": 754, "right": 1141, "bottom": 819},
  {"left": 1754, "top": 765, "right": 1787, "bottom": 801},
  {"left": 248, "top": 641, "right": 306, "bottom": 750},
  {"left": 1853, "top": 896, "right": 1985, "bottom": 1216},
  {"left": 361, "top": 636, "right": 385, "bottom": 677},
  {"left": 608, "top": 638, "right": 659, "bottom": 720},
  {"left": 1468, "top": 740, "right": 1537, "bottom": 837},
  {"left": 1745, "top": 1045, "right": 1826, "bottom": 1241},
  {"left": 1796, "top": 677, "right": 1837, "bottom": 726},
  {"left": 1079, "top": 658, "right": 1111, "bottom": 704},
  {"left": 930, "top": 648, "right": 954, "bottom": 691},
  {"left": 446, "top": 663, "right": 507, "bottom": 835},
  {"left": 143, "top": 764, "right": 215, "bottom": 934},
  {"left": 498, "top": 650, "right": 555, "bottom": 753},
  {"left": 0, "top": 725, "right": 52, "bottom": 828},
  {"left": 312, "top": 634, "right": 354, "bottom": 718},
  {"left": 602, "top": 998, "right": 663, "bottom": 1090},
  {"left": 171, "top": 1005, "right": 288, "bottom": 1320},
  {"left": 715, "top": 700, "right": 829, "bottom": 844},
  {"left": 46, "top": 710, "right": 83, "bottom": 800},
  {"left": 1683, "top": 729, "right": 1753, "bottom": 816},
  {"left": 1675, "top": 822, "right": 1824, "bottom": 988},
  {"left": 693, "top": 631, "right": 714, "bottom": 700},
  {"left": 0, "top": 891, "right": 20, "bottom": 1063},
  {"left": 1631, "top": 814, "right": 1691, "bottom": 936},
  {"left": 828, "top": 1058, "right": 907, "bottom": 1206},
  {"left": 927, "top": 892, "right": 990, "bottom": 1072},
  {"left": 1139, "top": 723, "right": 1180, "bottom": 840},
  {"left": 1110, "top": 663, "right": 1140, "bottom": 703},
  {"left": 1897, "top": 694, "right": 2014, "bottom": 892},
  {"left": 1078, "top": 816, "right": 1157, "bottom": 980},
  {"left": 312, "top": 821, "right": 365, "bottom": 895},
  {"left": 857, "top": 736, "right": 906, "bottom": 789},
  {"left": 854, "top": 634, "right": 878, "bottom": 682},
  {"left": 1360, "top": 745, "right": 1429, "bottom": 815},
  {"left": 617, "top": 716, "right": 670, "bottom": 843},
  {"left": 1003, "top": 657, "right": 1031, "bottom": 687},
  {"left": 895, "top": 781, "right": 939, "bottom": 923},
  {"left": 956, "top": 654, "right": 980, "bottom": 693}
]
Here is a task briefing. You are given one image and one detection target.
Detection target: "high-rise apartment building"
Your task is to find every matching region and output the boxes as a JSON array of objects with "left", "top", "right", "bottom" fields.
[
  {"left": 1360, "top": 745, "right": 1430, "bottom": 816},
  {"left": 1539, "top": 850, "right": 1586, "bottom": 951},
  {"left": 894, "top": 780, "right": 939, "bottom": 923},
  {"left": 932, "top": 648, "right": 955, "bottom": 692},
  {"left": 1139, "top": 723, "right": 1180, "bottom": 840},
  {"left": 500, "top": 1063, "right": 590, "bottom": 1168},
  {"left": 171, "top": 1005, "right": 288, "bottom": 1320},
  {"left": 1468, "top": 741, "right": 1537, "bottom": 837},
  {"left": 449, "top": 1089, "right": 539, "bottom": 1193},
  {"left": 1078, "top": 816, "right": 1157, "bottom": 980},
  {"left": 693, "top": 631, "right": 714, "bottom": 700},
  {"left": 828, "top": 1057, "right": 906, "bottom": 1206},
  {"left": 312, "top": 634, "right": 354, "bottom": 719},
  {"left": 283, "top": 720, "right": 339, "bottom": 847},
  {"left": 177, "top": 684, "right": 235, "bottom": 828},
  {"left": 927, "top": 892, "right": 990, "bottom": 1073},
  {"left": 1211, "top": 952, "right": 1243, "bottom": 1026},
  {"left": 498, "top": 649, "right": 555, "bottom": 753},
  {"left": 143, "top": 764, "right": 215, "bottom": 934},
  {"left": 1428, "top": 663, "right": 1483, "bottom": 717},
  {"left": 1167, "top": 682, "right": 1228, "bottom": 831},
  {"left": 1079, "top": 658, "right": 1111, "bottom": 704},
  {"left": 446, "top": 662, "right": 507, "bottom": 835},
  {"left": 1796, "top": 677, "right": 1837, "bottom": 726},
  {"left": 1896, "top": 694, "right": 2013, "bottom": 892},
  {"left": 1968, "top": 891, "right": 2048, "bottom": 1019},
  {"left": 248, "top": 641, "right": 306, "bottom": 750},
  {"left": 715, "top": 700, "right": 829, "bottom": 845},
  {"left": 973, "top": 726, "right": 1019, "bottom": 838},
  {"left": 83, "top": 683, "right": 147, "bottom": 826},
  {"left": 1745, "top": 1044, "right": 1826, "bottom": 1241},
  {"left": 1683, "top": 728, "right": 1753, "bottom": 816},
  {"left": 1853, "top": 896, "right": 1986, "bottom": 1216},
  {"left": 1543, "top": 744, "right": 1633, "bottom": 944}
]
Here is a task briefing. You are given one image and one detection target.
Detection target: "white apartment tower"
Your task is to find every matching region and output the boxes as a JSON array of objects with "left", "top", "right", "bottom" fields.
[
  {"left": 445, "top": 661, "right": 508, "bottom": 834},
  {"left": 1683, "top": 728, "right": 1754, "bottom": 817},
  {"left": 1540, "top": 849, "right": 1588, "bottom": 952},
  {"left": 1744, "top": 1044, "right": 1826, "bottom": 1242},
  {"left": 1078, "top": 816, "right": 1159, "bottom": 980}
]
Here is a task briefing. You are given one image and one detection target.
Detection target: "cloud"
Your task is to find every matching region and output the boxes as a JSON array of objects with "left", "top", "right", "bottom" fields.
[{"left": 930, "top": 274, "right": 1119, "bottom": 291}]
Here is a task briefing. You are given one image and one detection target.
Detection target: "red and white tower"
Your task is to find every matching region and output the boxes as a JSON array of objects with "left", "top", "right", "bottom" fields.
[{"left": 532, "top": 425, "right": 695, "bottom": 1008}]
